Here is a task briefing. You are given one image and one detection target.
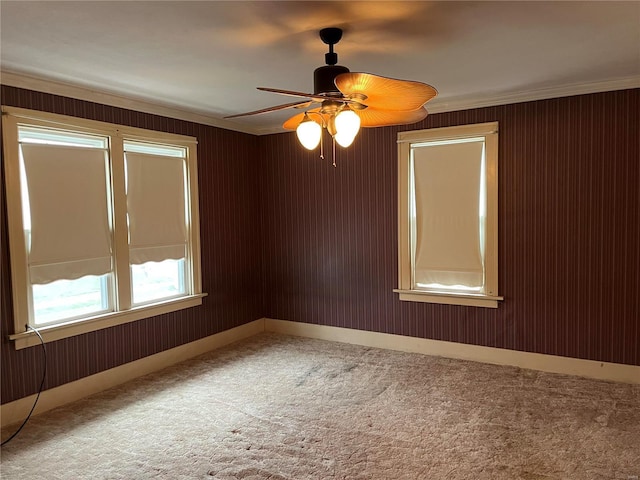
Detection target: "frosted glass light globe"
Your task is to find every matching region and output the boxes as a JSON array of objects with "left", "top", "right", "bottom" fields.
[
  {"left": 334, "top": 109, "right": 360, "bottom": 147},
  {"left": 296, "top": 119, "right": 322, "bottom": 150},
  {"left": 335, "top": 130, "right": 357, "bottom": 147}
]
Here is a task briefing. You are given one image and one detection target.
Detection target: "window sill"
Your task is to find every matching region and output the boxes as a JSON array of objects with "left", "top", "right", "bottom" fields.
[
  {"left": 394, "top": 289, "right": 503, "bottom": 308},
  {"left": 9, "top": 293, "right": 207, "bottom": 350}
]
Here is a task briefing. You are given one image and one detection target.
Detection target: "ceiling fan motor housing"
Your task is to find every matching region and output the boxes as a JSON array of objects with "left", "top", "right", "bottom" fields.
[{"left": 314, "top": 65, "right": 350, "bottom": 94}]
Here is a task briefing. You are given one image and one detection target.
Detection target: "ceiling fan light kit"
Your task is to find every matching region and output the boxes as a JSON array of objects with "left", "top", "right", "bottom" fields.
[
  {"left": 296, "top": 113, "right": 322, "bottom": 150},
  {"left": 333, "top": 108, "right": 361, "bottom": 147},
  {"left": 226, "top": 27, "right": 438, "bottom": 165}
]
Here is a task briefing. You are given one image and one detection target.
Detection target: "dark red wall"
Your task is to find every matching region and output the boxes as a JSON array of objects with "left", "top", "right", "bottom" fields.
[
  {"left": 259, "top": 89, "right": 640, "bottom": 367},
  {"left": 2, "top": 87, "right": 638, "bottom": 405},
  {"left": 1, "top": 85, "right": 263, "bottom": 403}
]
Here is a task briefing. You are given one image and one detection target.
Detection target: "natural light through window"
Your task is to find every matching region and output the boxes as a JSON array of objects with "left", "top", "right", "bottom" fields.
[
  {"left": 131, "top": 258, "right": 186, "bottom": 304},
  {"left": 32, "top": 275, "right": 111, "bottom": 325},
  {"left": 413, "top": 137, "right": 487, "bottom": 294},
  {"left": 396, "top": 122, "right": 502, "bottom": 308},
  {"left": 3, "top": 107, "right": 204, "bottom": 348},
  {"left": 18, "top": 126, "right": 114, "bottom": 326},
  {"left": 124, "top": 141, "right": 189, "bottom": 306}
]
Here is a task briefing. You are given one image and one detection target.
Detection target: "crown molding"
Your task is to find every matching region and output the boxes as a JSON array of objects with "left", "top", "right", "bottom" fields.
[
  {"left": 0, "top": 70, "right": 262, "bottom": 136},
  {"left": 426, "top": 76, "right": 640, "bottom": 114},
  {"left": 2, "top": 70, "right": 639, "bottom": 136}
]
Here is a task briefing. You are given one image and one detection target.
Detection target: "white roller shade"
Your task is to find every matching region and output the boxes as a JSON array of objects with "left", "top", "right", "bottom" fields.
[
  {"left": 413, "top": 140, "right": 485, "bottom": 288},
  {"left": 21, "top": 143, "right": 112, "bottom": 284},
  {"left": 125, "top": 152, "right": 187, "bottom": 265}
]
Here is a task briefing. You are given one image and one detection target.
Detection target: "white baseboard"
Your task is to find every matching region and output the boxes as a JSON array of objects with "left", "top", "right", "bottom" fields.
[
  {"left": 264, "top": 319, "right": 640, "bottom": 385},
  {"left": 3, "top": 317, "right": 638, "bottom": 428},
  {"left": 1, "top": 319, "right": 265, "bottom": 428}
]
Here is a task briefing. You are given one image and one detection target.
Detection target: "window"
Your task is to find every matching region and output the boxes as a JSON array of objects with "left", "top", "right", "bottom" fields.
[
  {"left": 3, "top": 107, "right": 204, "bottom": 348},
  {"left": 395, "top": 122, "right": 502, "bottom": 308}
]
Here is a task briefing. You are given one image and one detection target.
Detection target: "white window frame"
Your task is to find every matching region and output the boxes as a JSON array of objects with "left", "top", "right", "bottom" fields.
[
  {"left": 395, "top": 122, "right": 502, "bottom": 308},
  {"left": 3, "top": 106, "right": 205, "bottom": 349}
]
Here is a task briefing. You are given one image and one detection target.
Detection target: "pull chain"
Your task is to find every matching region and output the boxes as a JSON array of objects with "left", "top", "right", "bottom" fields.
[{"left": 332, "top": 137, "right": 336, "bottom": 167}]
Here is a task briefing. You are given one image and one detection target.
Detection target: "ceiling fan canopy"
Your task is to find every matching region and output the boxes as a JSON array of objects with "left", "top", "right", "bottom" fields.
[{"left": 225, "top": 27, "right": 437, "bottom": 155}]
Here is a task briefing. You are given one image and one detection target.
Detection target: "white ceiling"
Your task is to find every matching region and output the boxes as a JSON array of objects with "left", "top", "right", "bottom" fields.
[{"left": 1, "top": 1, "right": 639, "bottom": 135}]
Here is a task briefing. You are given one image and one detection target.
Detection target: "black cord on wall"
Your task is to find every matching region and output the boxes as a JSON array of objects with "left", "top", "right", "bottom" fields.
[{"left": 1, "top": 325, "right": 47, "bottom": 447}]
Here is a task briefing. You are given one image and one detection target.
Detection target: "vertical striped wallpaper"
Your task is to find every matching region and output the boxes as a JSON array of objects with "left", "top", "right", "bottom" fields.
[
  {"left": 1, "top": 85, "right": 263, "bottom": 403},
  {"left": 2, "top": 86, "right": 638, "bottom": 405},
  {"left": 259, "top": 89, "right": 640, "bottom": 367}
]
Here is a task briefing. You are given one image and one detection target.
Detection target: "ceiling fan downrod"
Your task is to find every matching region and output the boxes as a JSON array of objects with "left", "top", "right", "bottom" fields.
[{"left": 314, "top": 27, "right": 349, "bottom": 95}]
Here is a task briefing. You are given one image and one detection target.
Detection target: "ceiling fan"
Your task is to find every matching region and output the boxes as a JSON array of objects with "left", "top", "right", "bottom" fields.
[{"left": 225, "top": 27, "right": 437, "bottom": 162}]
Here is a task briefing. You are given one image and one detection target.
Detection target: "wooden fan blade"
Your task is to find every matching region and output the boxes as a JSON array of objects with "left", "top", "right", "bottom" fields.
[
  {"left": 335, "top": 73, "right": 437, "bottom": 111},
  {"left": 257, "top": 87, "right": 335, "bottom": 103},
  {"left": 357, "top": 107, "right": 429, "bottom": 128},
  {"left": 224, "top": 100, "right": 312, "bottom": 119},
  {"left": 282, "top": 108, "right": 329, "bottom": 130}
]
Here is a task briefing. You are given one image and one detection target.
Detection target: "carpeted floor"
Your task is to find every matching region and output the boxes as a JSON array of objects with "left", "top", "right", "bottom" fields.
[{"left": 1, "top": 332, "right": 639, "bottom": 479}]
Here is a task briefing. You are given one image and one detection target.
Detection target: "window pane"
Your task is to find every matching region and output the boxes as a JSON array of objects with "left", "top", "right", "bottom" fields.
[
  {"left": 131, "top": 258, "right": 186, "bottom": 305},
  {"left": 412, "top": 139, "right": 485, "bottom": 290},
  {"left": 19, "top": 126, "right": 108, "bottom": 149},
  {"left": 125, "top": 151, "right": 187, "bottom": 265},
  {"left": 20, "top": 139, "right": 113, "bottom": 284},
  {"left": 32, "top": 274, "right": 112, "bottom": 325},
  {"left": 123, "top": 140, "right": 185, "bottom": 158}
]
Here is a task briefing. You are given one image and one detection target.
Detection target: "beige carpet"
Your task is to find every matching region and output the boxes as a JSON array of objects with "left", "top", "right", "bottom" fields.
[{"left": 1, "top": 332, "right": 639, "bottom": 479}]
